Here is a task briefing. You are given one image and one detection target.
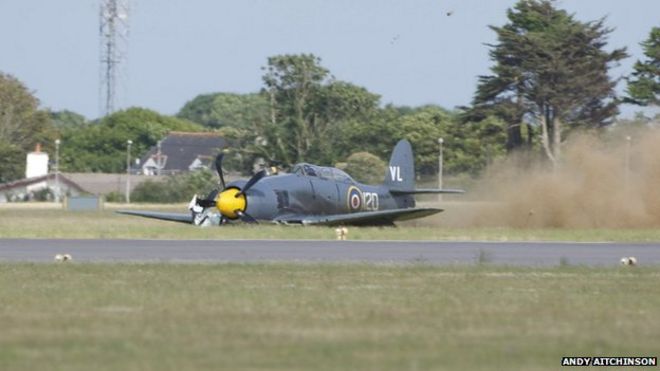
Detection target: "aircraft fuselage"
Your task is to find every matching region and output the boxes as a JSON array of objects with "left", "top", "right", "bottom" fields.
[{"left": 225, "top": 171, "right": 413, "bottom": 222}]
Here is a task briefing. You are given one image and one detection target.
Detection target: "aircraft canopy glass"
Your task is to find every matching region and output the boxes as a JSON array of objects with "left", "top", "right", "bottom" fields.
[{"left": 291, "top": 163, "right": 354, "bottom": 183}]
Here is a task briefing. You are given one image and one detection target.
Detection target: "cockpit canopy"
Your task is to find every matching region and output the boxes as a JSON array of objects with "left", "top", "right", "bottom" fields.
[{"left": 290, "top": 163, "right": 355, "bottom": 183}]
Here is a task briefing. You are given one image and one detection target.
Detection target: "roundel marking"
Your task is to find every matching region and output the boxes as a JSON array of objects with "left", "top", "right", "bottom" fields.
[{"left": 347, "top": 186, "right": 363, "bottom": 212}]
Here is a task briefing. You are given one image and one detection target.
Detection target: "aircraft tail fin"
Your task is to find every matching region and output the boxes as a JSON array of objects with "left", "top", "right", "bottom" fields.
[{"left": 384, "top": 139, "right": 415, "bottom": 191}]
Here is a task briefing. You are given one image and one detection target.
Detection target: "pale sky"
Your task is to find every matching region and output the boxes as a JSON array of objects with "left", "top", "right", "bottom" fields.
[{"left": 0, "top": 0, "right": 658, "bottom": 120}]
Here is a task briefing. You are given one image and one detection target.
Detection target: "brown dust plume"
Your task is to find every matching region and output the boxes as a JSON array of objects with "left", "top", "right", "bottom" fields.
[{"left": 466, "top": 129, "right": 660, "bottom": 229}]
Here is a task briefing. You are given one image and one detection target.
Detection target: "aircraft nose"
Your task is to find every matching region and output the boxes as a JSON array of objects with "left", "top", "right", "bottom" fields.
[{"left": 216, "top": 188, "right": 247, "bottom": 219}]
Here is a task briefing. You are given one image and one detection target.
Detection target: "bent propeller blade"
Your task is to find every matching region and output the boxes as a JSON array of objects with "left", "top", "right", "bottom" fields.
[
  {"left": 235, "top": 170, "right": 267, "bottom": 197},
  {"left": 197, "top": 189, "right": 218, "bottom": 208},
  {"left": 236, "top": 210, "right": 258, "bottom": 224},
  {"left": 215, "top": 153, "right": 226, "bottom": 189}
]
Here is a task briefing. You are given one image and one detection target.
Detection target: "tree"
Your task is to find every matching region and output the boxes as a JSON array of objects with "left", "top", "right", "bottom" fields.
[
  {"left": 177, "top": 92, "right": 269, "bottom": 129},
  {"left": 471, "top": 0, "right": 627, "bottom": 168},
  {"left": 447, "top": 115, "right": 507, "bottom": 175},
  {"left": 338, "top": 152, "right": 386, "bottom": 184},
  {"left": 0, "top": 141, "right": 24, "bottom": 183},
  {"left": 221, "top": 54, "right": 382, "bottom": 173},
  {"left": 51, "top": 110, "right": 88, "bottom": 129},
  {"left": 626, "top": 27, "right": 660, "bottom": 106},
  {"left": 389, "top": 106, "right": 506, "bottom": 175},
  {"left": 389, "top": 106, "right": 450, "bottom": 175},
  {"left": 60, "top": 108, "right": 204, "bottom": 173},
  {"left": 307, "top": 81, "right": 381, "bottom": 164},
  {"left": 0, "top": 72, "right": 56, "bottom": 182},
  {"left": 332, "top": 111, "right": 396, "bottom": 165},
  {"left": 260, "top": 54, "right": 332, "bottom": 165}
]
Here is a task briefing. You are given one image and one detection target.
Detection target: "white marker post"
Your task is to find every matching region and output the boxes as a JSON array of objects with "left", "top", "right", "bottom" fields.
[{"left": 438, "top": 137, "right": 444, "bottom": 202}]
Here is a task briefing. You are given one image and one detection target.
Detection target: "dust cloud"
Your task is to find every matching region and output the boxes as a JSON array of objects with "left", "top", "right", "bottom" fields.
[{"left": 421, "top": 129, "right": 660, "bottom": 229}]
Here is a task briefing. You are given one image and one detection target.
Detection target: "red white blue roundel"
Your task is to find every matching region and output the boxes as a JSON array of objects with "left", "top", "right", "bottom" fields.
[{"left": 347, "top": 186, "right": 363, "bottom": 212}]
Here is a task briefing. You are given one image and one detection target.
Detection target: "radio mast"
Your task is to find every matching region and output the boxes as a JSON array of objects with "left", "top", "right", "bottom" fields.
[{"left": 99, "top": 0, "right": 129, "bottom": 117}]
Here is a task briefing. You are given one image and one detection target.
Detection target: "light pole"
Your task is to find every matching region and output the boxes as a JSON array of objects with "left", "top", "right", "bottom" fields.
[
  {"left": 625, "top": 136, "right": 631, "bottom": 193},
  {"left": 438, "top": 137, "right": 444, "bottom": 202},
  {"left": 126, "top": 140, "right": 132, "bottom": 203},
  {"left": 55, "top": 139, "right": 61, "bottom": 203},
  {"left": 156, "top": 140, "right": 162, "bottom": 176}
]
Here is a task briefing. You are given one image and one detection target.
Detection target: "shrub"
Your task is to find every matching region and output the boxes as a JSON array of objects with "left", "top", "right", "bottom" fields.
[
  {"left": 339, "top": 152, "right": 386, "bottom": 185},
  {"left": 131, "top": 170, "right": 217, "bottom": 203}
]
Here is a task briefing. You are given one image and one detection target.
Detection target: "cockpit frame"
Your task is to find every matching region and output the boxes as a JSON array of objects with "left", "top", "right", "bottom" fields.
[{"left": 291, "top": 163, "right": 354, "bottom": 183}]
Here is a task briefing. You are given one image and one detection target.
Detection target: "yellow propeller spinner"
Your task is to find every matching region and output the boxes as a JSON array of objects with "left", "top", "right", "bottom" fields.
[{"left": 215, "top": 187, "right": 247, "bottom": 219}]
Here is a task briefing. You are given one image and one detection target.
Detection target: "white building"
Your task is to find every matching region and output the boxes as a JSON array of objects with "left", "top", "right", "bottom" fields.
[{"left": 24, "top": 144, "right": 50, "bottom": 193}]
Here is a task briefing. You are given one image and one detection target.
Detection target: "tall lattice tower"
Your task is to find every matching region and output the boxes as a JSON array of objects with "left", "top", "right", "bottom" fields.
[{"left": 99, "top": 0, "right": 129, "bottom": 117}]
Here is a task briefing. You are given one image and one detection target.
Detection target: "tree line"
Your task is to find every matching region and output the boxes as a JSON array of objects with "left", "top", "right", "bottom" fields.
[
  {"left": 177, "top": 55, "right": 506, "bottom": 177},
  {"left": 0, "top": 0, "right": 657, "bottom": 185}
]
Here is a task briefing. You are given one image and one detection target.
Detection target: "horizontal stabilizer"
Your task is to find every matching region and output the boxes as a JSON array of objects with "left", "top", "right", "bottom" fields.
[{"left": 390, "top": 188, "right": 465, "bottom": 195}]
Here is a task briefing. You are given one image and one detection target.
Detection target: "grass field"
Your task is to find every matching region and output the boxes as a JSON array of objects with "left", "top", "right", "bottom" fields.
[
  {"left": 0, "top": 263, "right": 658, "bottom": 371},
  {"left": 1, "top": 204, "right": 660, "bottom": 241}
]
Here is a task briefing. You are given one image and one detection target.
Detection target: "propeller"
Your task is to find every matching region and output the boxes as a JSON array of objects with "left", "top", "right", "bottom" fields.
[
  {"left": 235, "top": 210, "right": 257, "bottom": 223},
  {"left": 191, "top": 153, "right": 265, "bottom": 223},
  {"left": 194, "top": 153, "right": 227, "bottom": 208},
  {"left": 215, "top": 153, "right": 226, "bottom": 189},
  {"left": 197, "top": 189, "right": 219, "bottom": 208}
]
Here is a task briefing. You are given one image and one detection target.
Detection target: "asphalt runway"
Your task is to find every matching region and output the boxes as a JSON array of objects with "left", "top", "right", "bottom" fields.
[{"left": 1, "top": 239, "right": 660, "bottom": 266}]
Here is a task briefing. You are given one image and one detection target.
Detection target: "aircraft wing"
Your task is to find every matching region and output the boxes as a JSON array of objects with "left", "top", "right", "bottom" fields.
[
  {"left": 116, "top": 210, "right": 192, "bottom": 224},
  {"left": 274, "top": 207, "right": 443, "bottom": 226}
]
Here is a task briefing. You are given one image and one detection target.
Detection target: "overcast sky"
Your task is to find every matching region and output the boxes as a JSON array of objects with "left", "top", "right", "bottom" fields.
[{"left": 0, "top": 0, "right": 658, "bottom": 120}]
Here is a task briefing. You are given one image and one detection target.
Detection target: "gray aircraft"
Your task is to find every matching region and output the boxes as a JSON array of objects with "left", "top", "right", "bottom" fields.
[{"left": 118, "top": 139, "right": 463, "bottom": 226}]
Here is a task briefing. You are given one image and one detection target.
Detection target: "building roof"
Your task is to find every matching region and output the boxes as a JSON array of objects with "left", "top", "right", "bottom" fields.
[
  {"left": 62, "top": 173, "right": 166, "bottom": 195},
  {"left": 140, "top": 131, "right": 227, "bottom": 173},
  {"left": 0, "top": 172, "right": 173, "bottom": 196},
  {"left": 0, "top": 173, "right": 86, "bottom": 193}
]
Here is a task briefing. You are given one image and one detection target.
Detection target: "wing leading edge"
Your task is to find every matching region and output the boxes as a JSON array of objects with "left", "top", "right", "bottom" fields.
[
  {"left": 116, "top": 210, "right": 192, "bottom": 224},
  {"left": 275, "top": 207, "right": 443, "bottom": 226}
]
